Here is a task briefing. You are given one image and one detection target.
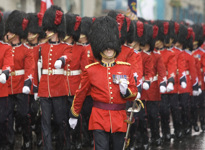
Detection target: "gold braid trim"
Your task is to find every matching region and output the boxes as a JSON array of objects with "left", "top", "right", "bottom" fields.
[{"left": 85, "top": 62, "right": 99, "bottom": 69}]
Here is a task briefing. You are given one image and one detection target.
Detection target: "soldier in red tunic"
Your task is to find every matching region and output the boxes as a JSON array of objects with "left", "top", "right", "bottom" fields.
[
  {"left": 0, "top": 12, "right": 14, "bottom": 150},
  {"left": 26, "top": 12, "right": 45, "bottom": 147},
  {"left": 69, "top": 16, "right": 137, "bottom": 150},
  {"left": 5, "top": 10, "right": 34, "bottom": 149},
  {"left": 39, "top": 6, "right": 72, "bottom": 150},
  {"left": 191, "top": 24, "right": 205, "bottom": 132}
]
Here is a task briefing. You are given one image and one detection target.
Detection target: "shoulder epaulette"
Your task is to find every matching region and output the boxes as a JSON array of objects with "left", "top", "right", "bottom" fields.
[
  {"left": 116, "top": 61, "right": 131, "bottom": 66},
  {"left": 153, "top": 51, "right": 160, "bottom": 54},
  {"left": 23, "top": 43, "right": 31, "bottom": 49},
  {"left": 85, "top": 62, "right": 99, "bottom": 69}
]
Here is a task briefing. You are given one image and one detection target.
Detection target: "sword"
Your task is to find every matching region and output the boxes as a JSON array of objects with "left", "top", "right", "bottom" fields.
[
  {"left": 123, "top": 98, "right": 144, "bottom": 150},
  {"left": 37, "top": 46, "right": 42, "bottom": 82}
]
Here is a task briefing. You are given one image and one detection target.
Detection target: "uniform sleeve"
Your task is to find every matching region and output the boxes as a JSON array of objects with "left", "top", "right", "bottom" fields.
[
  {"left": 143, "top": 53, "right": 154, "bottom": 81},
  {"left": 24, "top": 48, "right": 35, "bottom": 88},
  {"left": 201, "top": 53, "right": 205, "bottom": 82},
  {"left": 59, "top": 45, "right": 72, "bottom": 66},
  {"left": 80, "top": 46, "right": 89, "bottom": 72},
  {"left": 167, "top": 52, "right": 177, "bottom": 83},
  {"left": 178, "top": 52, "right": 186, "bottom": 84},
  {"left": 189, "top": 56, "right": 198, "bottom": 87},
  {"left": 2, "top": 46, "right": 13, "bottom": 79},
  {"left": 33, "top": 48, "right": 39, "bottom": 93},
  {"left": 157, "top": 54, "right": 167, "bottom": 86},
  {"left": 70, "top": 69, "right": 91, "bottom": 118}
]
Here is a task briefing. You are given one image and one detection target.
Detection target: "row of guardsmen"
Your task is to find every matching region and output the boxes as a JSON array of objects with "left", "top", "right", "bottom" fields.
[{"left": 0, "top": 5, "right": 205, "bottom": 150}]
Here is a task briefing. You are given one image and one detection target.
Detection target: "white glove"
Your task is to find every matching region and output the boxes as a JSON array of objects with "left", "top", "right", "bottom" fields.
[
  {"left": 137, "top": 92, "right": 141, "bottom": 99},
  {"left": 22, "top": 86, "right": 30, "bottom": 94},
  {"left": 204, "top": 76, "right": 205, "bottom": 82},
  {"left": 119, "top": 79, "right": 128, "bottom": 95},
  {"left": 160, "top": 85, "right": 166, "bottom": 93},
  {"left": 142, "top": 82, "right": 149, "bottom": 90},
  {"left": 34, "top": 93, "right": 39, "bottom": 101},
  {"left": 69, "top": 118, "right": 78, "bottom": 129},
  {"left": 198, "top": 88, "right": 202, "bottom": 95},
  {"left": 54, "top": 60, "right": 62, "bottom": 69},
  {"left": 193, "top": 90, "right": 199, "bottom": 96},
  {"left": 167, "top": 82, "right": 174, "bottom": 92},
  {"left": 0, "top": 73, "right": 6, "bottom": 84},
  {"left": 181, "top": 81, "right": 187, "bottom": 89}
]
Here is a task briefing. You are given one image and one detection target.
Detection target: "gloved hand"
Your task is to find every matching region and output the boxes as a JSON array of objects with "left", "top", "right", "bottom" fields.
[
  {"left": 54, "top": 60, "right": 62, "bottom": 69},
  {"left": 34, "top": 93, "right": 39, "bottom": 101},
  {"left": 0, "top": 73, "right": 6, "bottom": 84},
  {"left": 204, "top": 75, "right": 205, "bottom": 83},
  {"left": 181, "top": 81, "right": 187, "bottom": 89},
  {"left": 193, "top": 90, "right": 199, "bottom": 96},
  {"left": 198, "top": 88, "right": 202, "bottom": 95},
  {"left": 69, "top": 118, "right": 78, "bottom": 129},
  {"left": 160, "top": 85, "right": 166, "bottom": 93},
  {"left": 167, "top": 82, "right": 174, "bottom": 92},
  {"left": 119, "top": 78, "right": 128, "bottom": 95},
  {"left": 136, "top": 92, "right": 141, "bottom": 99},
  {"left": 142, "top": 81, "right": 150, "bottom": 90},
  {"left": 22, "top": 86, "right": 30, "bottom": 94}
]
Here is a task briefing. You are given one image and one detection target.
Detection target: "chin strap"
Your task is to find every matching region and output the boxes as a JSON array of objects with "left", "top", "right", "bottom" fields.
[
  {"left": 100, "top": 51, "right": 116, "bottom": 59},
  {"left": 28, "top": 34, "right": 38, "bottom": 41}
]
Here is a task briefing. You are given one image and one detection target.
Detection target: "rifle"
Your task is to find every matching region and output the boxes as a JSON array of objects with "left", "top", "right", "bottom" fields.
[{"left": 123, "top": 99, "right": 144, "bottom": 150}]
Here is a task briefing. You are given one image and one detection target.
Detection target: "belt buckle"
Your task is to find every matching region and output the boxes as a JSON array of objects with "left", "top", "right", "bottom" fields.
[
  {"left": 66, "top": 71, "right": 70, "bottom": 76},
  {"left": 48, "top": 69, "right": 53, "bottom": 75},
  {"left": 11, "top": 71, "right": 15, "bottom": 76}
]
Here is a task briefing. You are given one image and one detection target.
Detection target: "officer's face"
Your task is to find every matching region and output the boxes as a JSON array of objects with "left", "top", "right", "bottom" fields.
[
  {"left": 103, "top": 49, "right": 115, "bottom": 57},
  {"left": 155, "top": 40, "right": 163, "bottom": 48},
  {"left": 6, "top": 32, "right": 16, "bottom": 42},
  {"left": 175, "top": 42, "right": 183, "bottom": 49}
]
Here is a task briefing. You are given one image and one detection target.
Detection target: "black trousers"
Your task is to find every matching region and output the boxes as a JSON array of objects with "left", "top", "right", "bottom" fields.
[
  {"left": 40, "top": 96, "right": 70, "bottom": 150},
  {"left": 190, "top": 95, "right": 198, "bottom": 125},
  {"left": 93, "top": 130, "right": 125, "bottom": 150},
  {"left": 178, "top": 93, "right": 190, "bottom": 129},
  {"left": 0, "top": 97, "right": 9, "bottom": 147},
  {"left": 146, "top": 101, "right": 160, "bottom": 140},
  {"left": 7, "top": 94, "right": 31, "bottom": 146}
]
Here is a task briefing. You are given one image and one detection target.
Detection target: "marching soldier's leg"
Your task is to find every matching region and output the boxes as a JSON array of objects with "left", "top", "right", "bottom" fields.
[
  {"left": 198, "top": 91, "right": 205, "bottom": 131},
  {"left": 147, "top": 101, "right": 161, "bottom": 146},
  {"left": 168, "top": 94, "right": 183, "bottom": 139},
  {"left": 190, "top": 95, "right": 199, "bottom": 132},
  {"left": 40, "top": 97, "right": 52, "bottom": 150},
  {"left": 53, "top": 96, "right": 70, "bottom": 150},
  {"left": 159, "top": 94, "right": 171, "bottom": 142},
  {"left": 16, "top": 93, "right": 32, "bottom": 149}
]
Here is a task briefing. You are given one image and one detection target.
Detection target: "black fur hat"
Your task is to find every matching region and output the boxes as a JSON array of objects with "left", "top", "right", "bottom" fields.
[
  {"left": 81, "top": 17, "right": 92, "bottom": 38},
  {"left": 126, "top": 18, "right": 135, "bottom": 44},
  {"left": 107, "top": 10, "right": 127, "bottom": 45},
  {"left": 27, "top": 13, "right": 45, "bottom": 39},
  {"left": 65, "top": 13, "right": 81, "bottom": 42},
  {"left": 88, "top": 16, "right": 121, "bottom": 61},
  {"left": 192, "top": 24, "right": 204, "bottom": 47},
  {"left": 169, "top": 20, "right": 179, "bottom": 44},
  {"left": 185, "top": 27, "right": 194, "bottom": 50},
  {"left": 176, "top": 24, "right": 188, "bottom": 49},
  {"left": 0, "top": 12, "right": 4, "bottom": 40},
  {"left": 134, "top": 20, "right": 145, "bottom": 43},
  {"left": 42, "top": 5, "right": 66, "bottom": 40},
  {"left": 5, "top": 10, "right": 28, "bottom": 39}
]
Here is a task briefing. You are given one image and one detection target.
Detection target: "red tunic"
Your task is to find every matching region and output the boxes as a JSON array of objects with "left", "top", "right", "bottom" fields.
[
  {"left": 141, "top": 51, "right": 166, "bottom": 101},
  {"left": 64, "top": 43, "right": 88, "bottom": 96},
  {"left": 171, "top": 47, "right": 186, "bottom": 93},
  {"left": 192, "top": 48, "right": 205, "bottom": 90},
  {"left": 157, "top": 48, "right": 177, "bottom": 94},
  {"left": 8, "top": 43, "right": 34, "bottom": 95},
  {"left": 178, "top": 50, "right": 198, "bottom": 94},
  {"left": 71, "top": 61, "right": 137, "bottom": 133},
  {"left": 38, "top": 42, "right": 72, "bottom": 97},
  {"left": 0, "top": 41, "right": 13, "bottom": 97},
  {"left": 83, "top": 43, "right": 96, "bottom": 64}
]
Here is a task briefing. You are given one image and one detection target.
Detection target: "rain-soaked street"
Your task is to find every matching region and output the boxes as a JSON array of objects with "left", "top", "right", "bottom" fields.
[{"left": 13, "top": 121, "right": 205, "bottom": 150}]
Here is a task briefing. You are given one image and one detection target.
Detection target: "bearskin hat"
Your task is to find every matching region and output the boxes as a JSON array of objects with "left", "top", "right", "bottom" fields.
[
  {"left": 0, "top": 12, "right": 4, "bottom": 40},
  {"left": 107, "top": 10, "right": 127, "bottom": 45},
  {"left": 192, "top": 24, "right": 204, "bottom": 47},
  {"left": 126, "top": 19, "right": 135, "bottom": 44},
  {"left": 134, "top": 20, "right": 145, "bottom": 43},
  {"left": 27, "top": 13, "right": 45, "bottom": 39},
  {"left": 88, "top": 16, "right": 121, "bottom": 61},
  {"left": 65, "top": 13, "right": 81, "bottom": 42},
  {"left": 176, "top": 24, "right": 187, "bottom": 49},
  {"left": 169, "top": 20, "right": 179, "bottom": 44},
  {"left": 42, "top": 5, "right": 66, "bottom": 40},
  {"left": 185, "top": 27, "right": 194, "bottom": 50},
  {"left": 81, "top": 17, "right": 92, "bottom": 38},
  {"left": 154, "top": 20, "right": 170, "bottom": 45},
  {"left": 5, "top": 10, "right": 28, "bottom": 39}
]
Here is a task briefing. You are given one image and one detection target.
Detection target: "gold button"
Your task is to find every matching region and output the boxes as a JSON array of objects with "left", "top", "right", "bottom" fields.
[
  {"left": 49, "top": 63, "right": 51, "bottom": 65},
  {"left": 50, "top": 49, "right": 53, "bottom": 51},
  {"left": 110, "top": 87, "right": 112, "bottom": 89},
  {"left": 48, "top": 73, "right": 51, "bottom": 75},
  {"left": 12, "top": 54, "right": 14, "bottom": 57},
  {"left": 110, "top": 92, "right": 112, "bottom": 94},
  {"left": 111, "top": 97, "right": 113, "bottom": 100},
  {"left": 109, "top": 82, "right": 111, "bottom": 84},
  {"left": 51, "top": 45, "right": 53, "bottom": 47},
  {"left": 48, "top": 67, "right": 51, "bottom": 69},
  {"left": 67, "top": 64, "right": 70, "bottom": 66},
  {"left": 108, "top": 68, "right": 110, "bottom": 70},
  {"left": 108, "top": 72, "right": 111, "bottom": 75},
  {"left": 50, "top": 54, "right": 52, "bottom": 56},
  {"left": 109, "top": 77, "right": 111, "bottom": 79},
  {"left": 49, "top": 58, "right": 52, "bottom": 60},
  {"left": 110, "top": 102, "right": 113, "bottom": 104}
]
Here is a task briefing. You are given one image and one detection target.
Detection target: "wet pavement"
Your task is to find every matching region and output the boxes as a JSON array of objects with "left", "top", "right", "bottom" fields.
[{"left": 14, "top": 123, "right": 205, "bottom": 150}]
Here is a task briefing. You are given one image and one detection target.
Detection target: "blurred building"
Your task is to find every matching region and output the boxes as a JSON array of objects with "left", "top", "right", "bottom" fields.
[{"left": 0, "top": 0, "right": 204, "bottom": 23}]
